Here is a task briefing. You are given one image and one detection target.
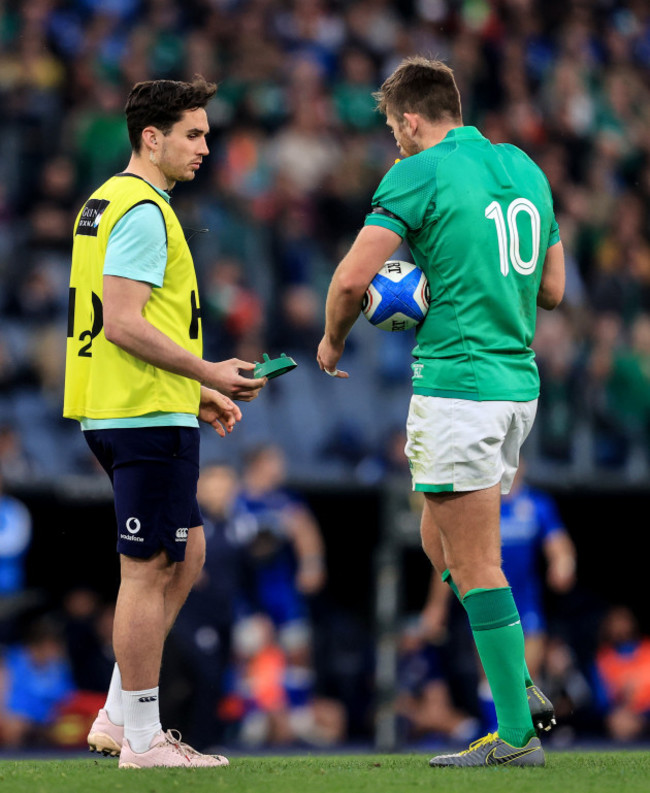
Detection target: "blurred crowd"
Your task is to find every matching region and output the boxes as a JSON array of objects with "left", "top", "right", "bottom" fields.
[
  {"left": 4, "top": 446, "right": 650, "bottom": 751},
  {"left": 2, "top": 0, "right": 650, "bottom": 756},
  {"left": 0, "top": 445, "right": 366, "bottom": 750},
  {"left": 0, "top": 0, "right": 650, "bottom": 483}
]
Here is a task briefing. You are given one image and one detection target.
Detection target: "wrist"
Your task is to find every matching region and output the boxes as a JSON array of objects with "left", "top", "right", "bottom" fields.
[
  {"left": 324, "top": 331, "right": 345, "bottom": 349},
  {"left": 195, "top": 358, "right": 213, "bottom": 386},
  {"left": 299, "top": 554, "right": 325, "bottom": 571}
]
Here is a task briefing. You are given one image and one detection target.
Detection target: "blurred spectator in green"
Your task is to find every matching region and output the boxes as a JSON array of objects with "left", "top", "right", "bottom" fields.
[
  {"left": 533, "top": 310, "right": 582, "bottom": 462},
  {"left": 590, "top": 313, "right": 650, "bottom": 465},
  {"left": 71, "top": 80, "right": 131, "bottom": 194},
  {"left": 332, "top": 48, "right": 383, "bottom": 132}
]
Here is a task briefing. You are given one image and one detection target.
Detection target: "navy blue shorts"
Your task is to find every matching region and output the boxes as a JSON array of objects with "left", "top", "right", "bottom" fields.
[{"left": 84, "top": 426, "right": 203, "bottom": 562}]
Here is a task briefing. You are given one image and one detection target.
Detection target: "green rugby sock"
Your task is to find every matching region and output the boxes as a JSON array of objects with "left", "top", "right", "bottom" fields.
[
  {"left": 462, "top": 586, "right": 535, "bottom": 747},
  {"left": 442, "top": 569, "right": 534, "bottom": 688}
]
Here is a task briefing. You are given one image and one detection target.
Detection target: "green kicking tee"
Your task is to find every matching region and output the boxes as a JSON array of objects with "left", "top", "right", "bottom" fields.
[{"left": 365, "top": 126, "right": 560, "bottom": 402}]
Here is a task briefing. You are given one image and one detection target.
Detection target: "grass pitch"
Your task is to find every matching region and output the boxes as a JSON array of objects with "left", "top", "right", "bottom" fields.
[{"left": 1, "top": 751, "right": 648, "bottom": 793}]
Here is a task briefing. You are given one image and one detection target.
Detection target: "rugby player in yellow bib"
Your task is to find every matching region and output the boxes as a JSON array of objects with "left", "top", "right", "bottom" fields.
[
  {"left": 64, "top": 77, "right": 267, "bottom": 768},
  {"left": 318, "top": 57, "right": 565, "bottom": 768}
]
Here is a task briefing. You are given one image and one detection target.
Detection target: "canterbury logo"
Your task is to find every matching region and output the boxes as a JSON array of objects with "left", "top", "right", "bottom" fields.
[
  {"left": 486, "top": 746, "right": 538, "bottom": 765},
  {"left": 175, "top": 528, "right": 188, "bottom": 540},
  {"left": 138, "top": 696, "right": 158, "bottom": 703}
]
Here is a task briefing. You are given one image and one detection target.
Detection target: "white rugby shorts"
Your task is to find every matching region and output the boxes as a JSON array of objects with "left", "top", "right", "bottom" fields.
[{"left": 404, "top": 395, "right": 538, "bottom": 494}]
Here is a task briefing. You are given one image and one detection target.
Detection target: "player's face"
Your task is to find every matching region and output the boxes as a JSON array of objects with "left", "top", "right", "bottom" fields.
[
  {"left": 157, "top": 108, "right": 210, "bottom": 184},
  {"left": 386, "top": 112, "right": 420, "bottom": 158}
]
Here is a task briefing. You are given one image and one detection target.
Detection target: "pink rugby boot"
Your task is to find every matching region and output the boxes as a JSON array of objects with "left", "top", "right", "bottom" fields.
[
  {"left": 119, "top": 729, "right": 229, "bottom": 768},
  {"left": 87, "top": 708, "right": 124, "bottom": 757}
]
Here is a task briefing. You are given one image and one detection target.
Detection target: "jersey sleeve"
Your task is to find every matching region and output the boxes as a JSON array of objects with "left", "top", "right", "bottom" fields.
[
  {"left": 104, "top": 202, "right": 167, "bottom": 287},
  {"left": 364, "top": 156, "right": 437, "bottom": 237}
]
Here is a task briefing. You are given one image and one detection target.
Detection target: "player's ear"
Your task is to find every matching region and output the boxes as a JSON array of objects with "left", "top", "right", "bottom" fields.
[
  {"left": 141, "top": 126, "right": 159, "bottom": 152},
  {"left": 402, "top": 112, "right": 418, "bottom": 136}
]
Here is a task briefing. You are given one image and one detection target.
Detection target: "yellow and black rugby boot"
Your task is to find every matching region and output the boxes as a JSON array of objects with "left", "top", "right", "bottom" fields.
[
  {"left": 429, "top": 732, "right": 545, "bottom": 768},
  {"left": 527, "top": 685, "right": 556, "bottom": 735}
]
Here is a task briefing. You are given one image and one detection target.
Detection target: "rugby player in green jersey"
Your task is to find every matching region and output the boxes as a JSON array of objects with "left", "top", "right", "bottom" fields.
[{"left": 317, "top": 56, "right": 565, "bottom": 767}]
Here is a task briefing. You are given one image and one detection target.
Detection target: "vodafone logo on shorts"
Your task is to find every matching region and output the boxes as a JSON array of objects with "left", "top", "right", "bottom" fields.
[
  {"left": 126, "top": 517, "right": 141, "bottom": 534},
  {"left": 120, "top": 517, "right": 144, "bottom": 543}
]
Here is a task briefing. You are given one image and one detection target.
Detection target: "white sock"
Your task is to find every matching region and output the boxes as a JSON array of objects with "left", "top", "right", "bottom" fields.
[
  {"left": 122, "top": 687, "right": 162, "bottom": 753},
  {"left": 103, "top": 663, "right": 124, "bottom": 725}
]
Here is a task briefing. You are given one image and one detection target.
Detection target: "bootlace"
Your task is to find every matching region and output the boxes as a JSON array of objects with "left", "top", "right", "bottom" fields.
[
  {"left": 459, "top": 732, "right": 499, "bottom": 755},
  {"left": 164, "top": 729, "right": 203, "bottom": 758}
]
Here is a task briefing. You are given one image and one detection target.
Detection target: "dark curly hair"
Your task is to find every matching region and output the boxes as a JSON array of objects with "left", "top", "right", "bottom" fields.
[{"left": 125, "top": 75, "right": 217, "bottom": 152}]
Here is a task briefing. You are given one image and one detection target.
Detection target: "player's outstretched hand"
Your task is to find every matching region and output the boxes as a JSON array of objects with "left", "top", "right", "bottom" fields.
[
  {"left": 317, "top": 337, "right": 349, "bottom": 379},
  {"left": 199, "top": 387, "right": 242, "bottom": 436},
  {"left": 205, "top": 359, "right": 267, "bottom": 401}
]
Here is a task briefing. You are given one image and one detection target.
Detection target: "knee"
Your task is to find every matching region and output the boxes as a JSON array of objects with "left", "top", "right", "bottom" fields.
[
  {"left": 446, "top": 559, "right": 506, "bottom": 596},
  {"left": 121, "top": 551, "right": 176, "bottom": 591}
]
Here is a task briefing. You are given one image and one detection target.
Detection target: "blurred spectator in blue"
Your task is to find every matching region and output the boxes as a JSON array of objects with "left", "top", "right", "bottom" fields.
[
  {"left": 231, "top": 444, "right": 327, "bottom": 629},
  {"left": 497, "top": 463, "right": 577, "bottom": 678},
  {"left": 593, "top": 605, "right": 650, "bottom": 743},
  {"left": 395, "top": 617, "right": 480, "bottom": 746},
  {"left": 0, "top": 471, "right": 35, "bottom": 645},
  {"left": 0, "top": 472, "right": 32, "bottom": 598},
  {"left": 0, "top": 616, "right": 76, "bottom": 748},
  {"left": 61, "top": 588, "right": 114, "bottom": 695},
  {"left": 354, "top": 425, "right": 410, "bottom": 485}
]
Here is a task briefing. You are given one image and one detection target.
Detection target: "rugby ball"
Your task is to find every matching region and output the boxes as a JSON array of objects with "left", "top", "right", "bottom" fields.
[{"left": 362, "top": 260, "right": 429, "bottom": 331}]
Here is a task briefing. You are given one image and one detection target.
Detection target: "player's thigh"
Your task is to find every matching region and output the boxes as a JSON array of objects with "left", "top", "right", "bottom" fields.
[
  {"left": 88, "top": 427, "right": 201, "bottom": 562},
  {"left": 424, "top": 484, "right": 503, "bottom": 582}
]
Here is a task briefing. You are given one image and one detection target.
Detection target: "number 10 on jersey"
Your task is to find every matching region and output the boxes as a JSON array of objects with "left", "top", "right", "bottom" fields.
[{"left": 485, "top": 198, "right": 541, "bottom": 277}]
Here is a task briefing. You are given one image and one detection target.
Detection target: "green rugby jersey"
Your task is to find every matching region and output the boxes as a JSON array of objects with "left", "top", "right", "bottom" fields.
[{"left": 365, "top": 126, "right": 560, "bottom": 401}]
